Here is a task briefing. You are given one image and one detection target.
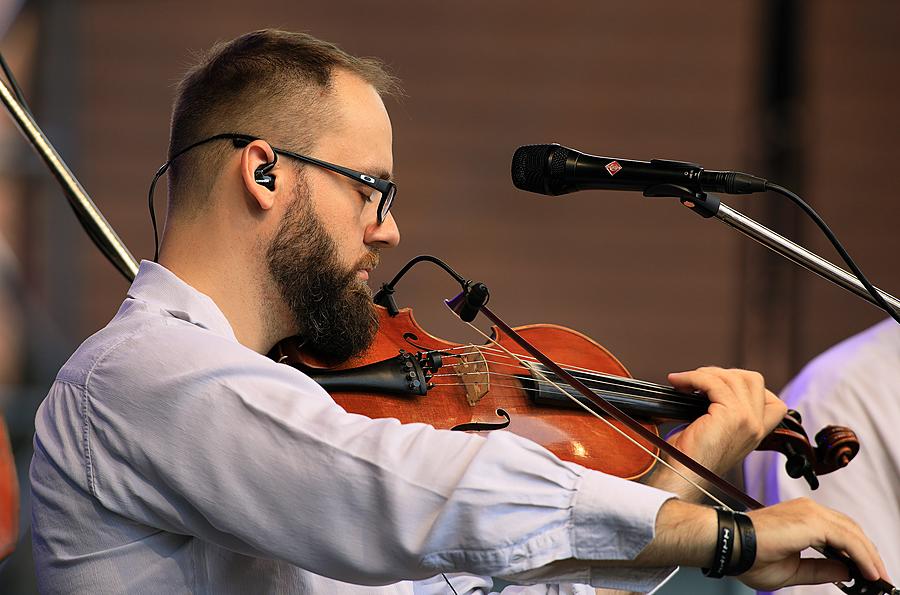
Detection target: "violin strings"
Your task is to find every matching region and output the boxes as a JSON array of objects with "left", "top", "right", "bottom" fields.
[
  {"left": 430, "top": 345, "right": 609, "bottom": 377},
  {"left": 431, "top": 379, "right": 679, "bottom": 405},
  {"left": 429, "top": 344, "right": 697, "bottom": 402},
  {"left": 430, "top": 381, "right": 532, "bottom": 392},
  {"left": 420, "top": 345, "right": 606, "bottom": 376},
  {"left": 445, "top": 343, "right": 623, "bottom": 379},
  {"left": 436, "top": 347, "right": 685, "bottom": 402},
  {"left": 433, "top": 359, "right": 699, "bottom": 408},
  {"left": 439, "top": 349, "right": 678, "bottom": 399},
  {"left": 471, "top": 358, "right": 684, "bottom": 399},
  {"left": 474, "top": 345, "right": 697, "bottom": 395},
  {"left": 431, "top": 370, "right": 688, "bottom": 407},
  {"left": 457, "top": 319, "right": 731, "bottom": 510}
]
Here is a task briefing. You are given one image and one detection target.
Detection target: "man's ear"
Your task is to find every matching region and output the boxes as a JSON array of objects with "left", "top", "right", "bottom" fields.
[{"left": 239, "top": 140, "right": 278, "bottom": 211}]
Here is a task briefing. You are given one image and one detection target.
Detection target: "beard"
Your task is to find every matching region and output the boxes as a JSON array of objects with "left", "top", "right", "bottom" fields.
[{"left": 266, "top": 185, "right": 379, "bottom": 363}]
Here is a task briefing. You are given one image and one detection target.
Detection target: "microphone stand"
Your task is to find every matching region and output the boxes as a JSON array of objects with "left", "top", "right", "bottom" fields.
[
  {"left": 0, "top": 74, "right": 138, "bottom": 283},
  {"left": 645, "top": 185, "right": 900, "bottom": 316},
  {"left": 716, "top": 202, "right": 900, "bottom": 313}
]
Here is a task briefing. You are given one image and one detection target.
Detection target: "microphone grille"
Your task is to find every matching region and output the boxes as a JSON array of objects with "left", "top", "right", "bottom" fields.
[
  {"left": 511, "top": 144, "right": 570, "bottom": 195},
  {"left": 549, "top": 145, "right": 568, "bottom": 180},
  {"left": 511, "top": 144, "right": 552, "bottom": 194}
]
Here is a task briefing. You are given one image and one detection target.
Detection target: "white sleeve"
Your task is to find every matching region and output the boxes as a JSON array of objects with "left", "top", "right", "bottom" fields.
[{"left": 84, "top": 322, "right": 676, "bottom": 590}]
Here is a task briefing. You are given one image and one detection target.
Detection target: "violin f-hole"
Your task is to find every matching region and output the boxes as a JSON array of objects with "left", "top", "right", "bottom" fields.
[{"left": 449, "top": 409, "right": 511, "bottom": 432}]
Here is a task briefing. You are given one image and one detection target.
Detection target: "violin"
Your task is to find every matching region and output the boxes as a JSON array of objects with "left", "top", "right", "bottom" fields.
[{"left": 273, "top": 303, "right": 859, "bottom": 491}]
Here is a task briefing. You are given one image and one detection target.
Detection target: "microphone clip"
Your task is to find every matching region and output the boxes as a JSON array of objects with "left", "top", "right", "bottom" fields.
[
  {"left": 373, "top": 283, "right": 400, "bottom": 316},
  {"left": 445, "top": 281, "right": 490, "bottom": 323},
  {"left": 644, "top": 184, "right": 721, "bottom": 218}
]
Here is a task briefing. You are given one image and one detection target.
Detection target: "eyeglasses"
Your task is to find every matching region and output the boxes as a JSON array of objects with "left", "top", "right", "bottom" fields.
[
  {"left": 149, "top": 132, "right": 397, "bottom": 262},
  {"left": 230, "top": 134, "right": 396, "bottom": 225}
]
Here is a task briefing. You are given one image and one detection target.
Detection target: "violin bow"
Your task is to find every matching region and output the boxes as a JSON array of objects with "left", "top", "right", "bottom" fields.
[{"left": 446, "top": 289, "right": 897, "bottom": 595}]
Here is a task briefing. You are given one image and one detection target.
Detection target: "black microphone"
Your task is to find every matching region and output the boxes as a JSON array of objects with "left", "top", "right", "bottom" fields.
[{"left": 511, "top": 144, "right": 767, "bottom": 197}]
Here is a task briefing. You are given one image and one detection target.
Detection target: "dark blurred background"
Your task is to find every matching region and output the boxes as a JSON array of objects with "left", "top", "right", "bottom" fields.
[{"left": 0, "top": 1, "right": 897, "bottom": 593}]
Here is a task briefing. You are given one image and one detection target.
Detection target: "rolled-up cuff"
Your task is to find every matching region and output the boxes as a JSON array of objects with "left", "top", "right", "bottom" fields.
[
  {"left": 572, "top": 467, "right": 677, "bottom": 561},
  {"left": 573, "top": 467, "right": 678, "bottom": 592}
]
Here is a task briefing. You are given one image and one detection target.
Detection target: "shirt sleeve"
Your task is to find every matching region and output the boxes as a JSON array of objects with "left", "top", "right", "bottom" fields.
[{"left": 83, "top": 321, "right": 676, "bottom": 590}]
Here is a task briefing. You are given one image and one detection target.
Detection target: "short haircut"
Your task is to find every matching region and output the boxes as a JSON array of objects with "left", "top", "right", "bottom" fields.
[{"left": 167, "top": 29, "right": 399, "bottom": 214}]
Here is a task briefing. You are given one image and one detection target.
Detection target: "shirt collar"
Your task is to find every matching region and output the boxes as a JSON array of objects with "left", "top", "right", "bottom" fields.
[{"left": 126, "top": 260, "right": 238, "bottom": 342}]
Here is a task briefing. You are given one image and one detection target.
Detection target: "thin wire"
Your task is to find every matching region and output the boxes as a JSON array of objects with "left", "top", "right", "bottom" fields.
[
  {"left": 427, "top": 344, "right": 609, "bottom": 376},
  {"left": 437, "top": 344, "right": 612, "bottom": 379},
  {"left": 431, "top": 375, "right": 689, "bottom": 407},
  {"left": 434, "top": 368, "right": 665, "bottom": 396},
  {"left": 767, "top": 182, "right": 900, "bottom": 326},
  {"left": 0, "top": 51, "right": 33, "bottom": 119},
  {"left": 436, "top": 349, "right": 702, "bottom": 407},
  {"left": 441, "top": 573, "right": 460, "bottom": 595},
  {"left": 431, "top": 380, "right": 567, "bottom": 393},
  {"left": 148, "top": 133, "right": 263, "bottom": 262},
  {"left": 431, "top": 344, "right": 691, "bottom": 396},
  {"left": 459, "top": 318, "right": 731, "bottom": 509},
  {"left": 474, "top": 344, "right": 691, "bottom": 393}
]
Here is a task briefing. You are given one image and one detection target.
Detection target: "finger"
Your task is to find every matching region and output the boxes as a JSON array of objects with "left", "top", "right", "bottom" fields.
[
  {"left": 855, "top": 524, "right": 889, "bottom": 582},
  {"left": 849, "top": 514, "right": 892, "bottom": 582},
  {"left": 671, "top": 368, "right": 761, "bottom": 429},
  {"left": 781, "top": 558, "right": 850, "bottom": 586},
  {"left": 856, "top": 527, "right": 890, "bottom": 582},
  {"left": 737, "top": 369, "right": 767, "bottom": 422},
  {"left": 666, "top": 368, "right": 709, "bottom": 390},
  {"left": 668, "top": 369, "right": 733, "bottom": 404},
  {"left": 761, "top": 389, "right": 789, "bottom": 434},
  {"left": 718, "top": 369, "right": 765, "bottom": 422},
  {"left": 877, "top": 555, "right": 892, "bottom": 583},
  {"left": 828, "top": 510, "right": 888, "bottom": 581},
  {"left": 822, "top": 522, "right": 881, "bottom": 582}
]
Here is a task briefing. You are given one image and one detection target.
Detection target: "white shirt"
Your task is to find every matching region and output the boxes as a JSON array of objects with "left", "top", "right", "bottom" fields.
[
  {"left": 30, "top": 260, "right": 676, "bottom": 594},
  {"left": 744, "top": 320, "right": 900, "bottom": 594}
]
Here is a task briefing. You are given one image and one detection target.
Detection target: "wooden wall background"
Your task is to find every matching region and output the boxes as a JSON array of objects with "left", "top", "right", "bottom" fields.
[{"left": 57, "top": 0, "right": 898, "bottom": 391}]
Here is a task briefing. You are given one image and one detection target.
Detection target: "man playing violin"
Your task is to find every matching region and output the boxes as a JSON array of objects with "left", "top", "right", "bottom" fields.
[{"left": 29, "top": 29, "right": 890, "bottom": 594}]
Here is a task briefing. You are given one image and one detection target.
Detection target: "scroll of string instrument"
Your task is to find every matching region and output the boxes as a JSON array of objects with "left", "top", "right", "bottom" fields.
[{"left": 273, "top": 304, "right": 859, "bottom": 487}]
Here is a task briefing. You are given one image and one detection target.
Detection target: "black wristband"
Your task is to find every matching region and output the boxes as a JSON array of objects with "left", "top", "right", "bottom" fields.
[
  {"left": 702, "top": 507, "right": 736, "bottom": 579},
  {"left": 731, "top": 512, "right": 757, "bottom": 576}
]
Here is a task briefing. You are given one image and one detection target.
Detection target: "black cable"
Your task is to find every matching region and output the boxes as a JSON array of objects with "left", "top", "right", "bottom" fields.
[
  {"left": 372, "top": 255, "right": 471, "bottom": 315},
  {"left": 0, "top": 50, "right": 33, "bottom": 120},
  {"left": 148, "top": 163, "right": 166, "bottom": 262},
  {"left": 441, "top": 573, "right": 460, "bottom": 595},
  {"left": 766, "top": 182, "right": 900, "bottom": 325},
  {"left": 148, "top": 133, "right": 258, "bottom": 262},
  {"left": 381, "top": 255, "right": 468, "bottom": 288}
]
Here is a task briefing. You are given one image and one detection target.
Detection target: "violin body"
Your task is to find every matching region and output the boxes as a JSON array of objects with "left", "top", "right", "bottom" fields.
[
  {"left": 280, "top": 306, "right": 660, "bottom": 480},
  {"left": 275, "top": 304, "right": 857, "bottom": 486}
]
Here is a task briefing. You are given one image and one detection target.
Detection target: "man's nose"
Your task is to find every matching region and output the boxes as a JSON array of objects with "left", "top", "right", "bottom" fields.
[{"left": 365, "top": 211, "right": 400, "bottom": 248}]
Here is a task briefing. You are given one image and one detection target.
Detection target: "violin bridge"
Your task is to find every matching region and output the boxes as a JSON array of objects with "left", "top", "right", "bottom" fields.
[{"left": 453, "top": 348, "right": 490, "bottom": 405}]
